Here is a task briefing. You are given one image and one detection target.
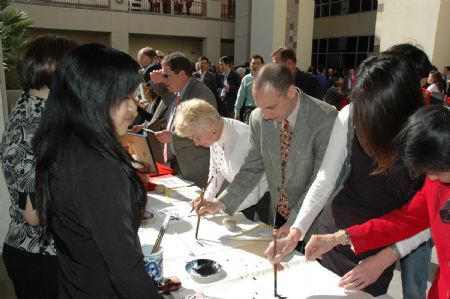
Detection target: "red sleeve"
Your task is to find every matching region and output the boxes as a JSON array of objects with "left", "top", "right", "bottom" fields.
[{"left": 347, "top": 180, "right": 431, "bottom": 255}]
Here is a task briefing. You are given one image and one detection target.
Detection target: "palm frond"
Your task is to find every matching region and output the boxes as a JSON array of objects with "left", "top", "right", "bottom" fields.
[{"left": 0, "top": 0, "right": 33, "bottom": 70}]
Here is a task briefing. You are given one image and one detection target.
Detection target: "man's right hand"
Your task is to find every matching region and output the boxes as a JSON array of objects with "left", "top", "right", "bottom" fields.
[
  {"left": 191, "top": 198, "right": 224, "bottom": 216},
  {"left": 265, "top": 228, "right": 301, "bottom": 269},
  {"left": 150, "top": 69, "right": 164, "bottom": 85}
]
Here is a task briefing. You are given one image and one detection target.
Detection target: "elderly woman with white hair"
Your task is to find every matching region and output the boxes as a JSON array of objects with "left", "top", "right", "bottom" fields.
[{"left": 174, "top": 99, "right": 268, "bottom": 216}]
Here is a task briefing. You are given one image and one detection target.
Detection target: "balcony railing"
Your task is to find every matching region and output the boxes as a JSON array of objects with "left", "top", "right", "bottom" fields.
[
  {"left": 129, "top": 0, "right": 206, "bottom": 17},
  {"left": 13, "top": 0, "right": 234, "bottom": 21},
  {"left": 43, "top": 0, "right": 111, "bottom": 8},
  {"left": 221, "top": 3, "right": 234, "bottom": 20}
]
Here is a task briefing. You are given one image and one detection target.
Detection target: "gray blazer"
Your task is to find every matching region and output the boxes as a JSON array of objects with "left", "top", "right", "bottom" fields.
[
  {"left": 218, "top": 92, "right": 338, "bottom": 225},
  {"left": 153, "top": 77, "right": 217, "bottom": 187}
]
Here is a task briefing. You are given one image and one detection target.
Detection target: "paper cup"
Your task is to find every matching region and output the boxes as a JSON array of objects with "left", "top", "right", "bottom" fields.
[{"left": 142, "top": 244, "right": 164, "bottom": 283}]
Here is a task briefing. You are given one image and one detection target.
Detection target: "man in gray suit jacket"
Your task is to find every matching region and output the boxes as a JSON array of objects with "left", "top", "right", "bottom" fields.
[
  {"left": 195, "top": 63, "right": 337, "bottom": 239},
  {"left": 144, "top": 52, "right": 217, "bottom": 187}
]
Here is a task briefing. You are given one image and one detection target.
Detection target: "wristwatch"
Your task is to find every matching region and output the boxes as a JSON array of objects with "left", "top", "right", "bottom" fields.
[
  {"left": 388, "top": 244, "right": 401, "bottom": 259},
  {"left": 339, "top": 229, "right": 351, "bottom": 246}
]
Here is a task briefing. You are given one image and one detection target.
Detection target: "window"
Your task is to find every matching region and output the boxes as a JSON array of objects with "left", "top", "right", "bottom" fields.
[
  {"left": 330, "top": 2, "right": 342, "bottom": 15},
  {"left": 312, "top": 35, "right": 375, "bottom": 72},
  {"left": 321, "top": 4, "right": 330, "bottom": 17},
  {"left": 319, "top": 39, "right": 328, "bottom": 52},
  {"left": 315, "top": 0, "right": 377, "bottom": 18},
  {"left": 348, "top": 0, "right": 361, "bottom": 13},
  {"left": 358, "top": 36, "right": 369, "bottom": 52},
  {"left": 328, "top": 38, "right": 340, "bottom": 53},
  {"left": 346, "top": 37, "right": 357, "bottom": 52},
  {"left": 312, "top": 39, "right": 319, "bottom": 53},
  {"left": 361, "top": 0, "right": 373, "bottom": 11}
]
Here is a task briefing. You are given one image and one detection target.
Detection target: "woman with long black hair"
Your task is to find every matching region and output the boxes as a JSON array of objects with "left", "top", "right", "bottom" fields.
[{"left": 33, "top": 43, "right": 163, "bottom": 298}]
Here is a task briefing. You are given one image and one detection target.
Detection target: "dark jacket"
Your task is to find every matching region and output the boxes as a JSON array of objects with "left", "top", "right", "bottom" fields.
[
  {"left": 218, "top": 70, "right": 241, "bottom": 117},
  {"left": 50, "top": 136, "right": 162, "bottom": 299},
  {"left": 194, "top": 70, "right": 218, "bottom": 98},
  {"left": 295, "top": 68, "right": 323, "bottom": 100},
  {"left": 153, "top": 77, "right": 217, "bottom": 186}
]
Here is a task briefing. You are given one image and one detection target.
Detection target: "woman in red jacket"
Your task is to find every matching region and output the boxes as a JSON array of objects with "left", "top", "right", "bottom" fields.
[{"left": 305, "top": 104, "right": 450, "bottom": 298}]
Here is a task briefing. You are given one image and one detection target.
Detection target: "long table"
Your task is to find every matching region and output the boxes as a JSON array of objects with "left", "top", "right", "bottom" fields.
[{"left": 139, "top": 186, "right": 392, "bottom": 299}]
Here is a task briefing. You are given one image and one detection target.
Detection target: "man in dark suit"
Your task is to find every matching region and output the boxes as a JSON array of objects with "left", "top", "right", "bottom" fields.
[
  {"left": 343, "top": 68, "right": 356, "bottom": 96},
  {"left": 194, "top": 56, "right": 218, "bottom": 99},
  {"left": 217, "top": 56, "right": 241, "bottom": 117},
  {"left": 278, "top": 48, "right": 323, "bottom": 100},
  {"left": 143, "top": 52, "right": 217, "bottom": 187}
]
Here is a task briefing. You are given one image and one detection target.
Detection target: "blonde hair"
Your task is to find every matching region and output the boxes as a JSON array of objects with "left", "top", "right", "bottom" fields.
[{"left": 174, "top": 99, "right": 222, "bottom": 138}]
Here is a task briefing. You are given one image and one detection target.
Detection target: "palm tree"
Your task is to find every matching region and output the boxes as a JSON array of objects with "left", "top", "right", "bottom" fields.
[{"left": 0, "top": 0, "right": 33, "bottom": 71}]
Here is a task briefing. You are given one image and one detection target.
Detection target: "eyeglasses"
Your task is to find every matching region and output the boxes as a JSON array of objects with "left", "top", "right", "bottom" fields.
[{"left": 440, "top": 199, "right": 450, "bottom": 223}]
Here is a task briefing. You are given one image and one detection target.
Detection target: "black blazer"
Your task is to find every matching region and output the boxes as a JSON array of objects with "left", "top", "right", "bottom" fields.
[
  {"left": 50, "top": 136, "right": 162, "bottom": 299},
  {"left": 218, "top": 70, "right": 241, "bottom": 102},
  {"left": 195, "top": 71, "right": 218, "bottom": 97},
  {"left": 295, "top": 69, "right": 323, "bottom": 100}
]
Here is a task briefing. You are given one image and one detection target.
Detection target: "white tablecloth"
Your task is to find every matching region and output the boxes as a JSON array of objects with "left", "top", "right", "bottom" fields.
[{"left": 139, "top": 186, "right": 392, "bottom": 299}]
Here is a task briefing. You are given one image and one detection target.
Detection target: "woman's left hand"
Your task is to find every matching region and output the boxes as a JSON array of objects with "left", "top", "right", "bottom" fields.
[{"left": 304, "top": 231, "right": 344, "bottom": 261}]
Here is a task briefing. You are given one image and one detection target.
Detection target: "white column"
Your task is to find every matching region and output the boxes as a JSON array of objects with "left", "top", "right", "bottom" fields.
[
  {"left": 297, "top": 0, "right": 314, "bottom": 70},
  {"left": 377, "top": 0, "right": 450, "bottom": 70},
  {"left": 250, "top": 0, "right": 286, "bottom": 64},
  {"left": 234, "top": 0, "right": 251, "bottom": 65},
  {"left": 111, "top": 12, "right": 129, "bottom": 52}
]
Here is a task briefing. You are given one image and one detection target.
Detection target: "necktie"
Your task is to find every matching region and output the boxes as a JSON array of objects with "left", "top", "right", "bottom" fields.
[
  {"left": 277, "top": 120, "right": 293, "bottom": 220},
  {"left": 164, "top": 94, "right": 181, "bottom": 163}
]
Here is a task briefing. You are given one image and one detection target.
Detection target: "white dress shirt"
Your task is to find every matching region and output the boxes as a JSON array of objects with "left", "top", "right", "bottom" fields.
[
  {"left": 291, "top": 104, "right": 430, "bottom": 258},
  {"left": 204, "top": 118, "right": 268, "bottom": 211},
  {"left": 427, "top": 83, "right": 444, "bottom": 101}
]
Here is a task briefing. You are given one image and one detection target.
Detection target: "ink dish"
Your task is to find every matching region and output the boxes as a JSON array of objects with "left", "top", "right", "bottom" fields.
[{"left": 185, "top": 259, "right": 224, "bottom": 283}]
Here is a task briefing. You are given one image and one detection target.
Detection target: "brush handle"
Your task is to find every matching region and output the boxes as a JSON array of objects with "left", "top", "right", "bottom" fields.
[
  {"left": 273, "top": 230, "right": 277, "bottom": 297},
  {"left": 194, "top": 188, "right": 206, "bottom": 239},
  {"left": 195, "top": 215, "right": 201, "bottom": 240},
  {"left": 152, "top": 214, "right": 171, "bottom": 254}
]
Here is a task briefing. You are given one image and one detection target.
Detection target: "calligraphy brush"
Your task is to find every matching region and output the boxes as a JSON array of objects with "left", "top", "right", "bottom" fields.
[
  {"left": 194, "top": 188, "right": 205, "bottom": 240},
  {"left": 273, "top": 228, "right": 278, "bottom": 297},
  {"left": 151, "top": 213, "right": 171, "bottom": 254},
  {"left": 190, "top": 177, "right": 213, "bottom": 213}
]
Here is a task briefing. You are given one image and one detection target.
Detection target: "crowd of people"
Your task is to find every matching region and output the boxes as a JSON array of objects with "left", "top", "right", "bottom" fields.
[{"left": 1, "top": 34, "right": 450, "bottom": 299}]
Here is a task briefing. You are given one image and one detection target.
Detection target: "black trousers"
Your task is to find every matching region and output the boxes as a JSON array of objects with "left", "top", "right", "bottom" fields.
[{"left": 2, "top": 243, "right": 58, "bottom": 299}]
